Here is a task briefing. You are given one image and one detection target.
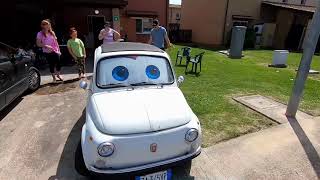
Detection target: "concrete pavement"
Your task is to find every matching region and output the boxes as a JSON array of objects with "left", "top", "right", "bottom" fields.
[
  {"left": 0, "top": 85, "right": 86, "bottom": 180},
  {"left": 0, "top": 66, "right": 319, "bottom": 179},
  {"left": 233, "top": 95, "right": 314, "bottom": 124},
  {"left": 190, "top": 116, "right": 320, "bottom": 179},
  {"left": 0, "top": 81, "right": 191, "bottom": 180}
]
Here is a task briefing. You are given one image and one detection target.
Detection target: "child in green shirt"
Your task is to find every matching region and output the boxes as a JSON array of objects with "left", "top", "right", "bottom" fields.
[{"left": 67, "top": 28, "right": 86, "bottom": 78}]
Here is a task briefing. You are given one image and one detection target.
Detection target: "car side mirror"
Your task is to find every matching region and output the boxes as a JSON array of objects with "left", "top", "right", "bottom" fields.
[
  {"left": 80, "top": 81, "right": 88, "bottom": 90},
  {"left": 177, "top": 76, "right": 185, "bottom": 86}
]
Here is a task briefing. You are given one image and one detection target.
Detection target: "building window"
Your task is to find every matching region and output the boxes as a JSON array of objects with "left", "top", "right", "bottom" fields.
[
  {"left": 301, "top": 0, "right": 306, "bottom": 4},
  {"left": 233, "top": 20, "right": 248, "bottom": 27},
  {"left": 136, "top": 18, "right": 153, "bottom": 34},
  {"left": 282, "top": 0, "right": 288, "bottom": 3},
  {"left": 176, "top": 13, "right": 180, "bottom": 20}
]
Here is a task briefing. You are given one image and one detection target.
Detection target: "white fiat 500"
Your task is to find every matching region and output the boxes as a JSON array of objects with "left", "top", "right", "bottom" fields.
[{"left": 76, "top": 42, "right": 201, "bottom": 179}]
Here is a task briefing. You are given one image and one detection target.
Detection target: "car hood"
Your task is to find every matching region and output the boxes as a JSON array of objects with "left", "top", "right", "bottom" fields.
[{"left": 90, "top": 87, "right": 193, "bottom": 135}]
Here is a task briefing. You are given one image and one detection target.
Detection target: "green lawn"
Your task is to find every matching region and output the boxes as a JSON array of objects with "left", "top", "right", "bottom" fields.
[{"left": 167, "top": 46, "right": 320, "bottom": 147}]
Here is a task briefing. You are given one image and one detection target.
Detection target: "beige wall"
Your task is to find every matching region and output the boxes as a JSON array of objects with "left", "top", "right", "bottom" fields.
[
  {"left": 181, "top": 0, "right": 263, "bottom": 45},
  {"left": 305, "top": 0, "right": 316, "bottom": 6},
  {"left": 224, "top": 0, "right": 262, "bottom": 43},
  {"left": 261, "top": 23, "right": 276, "bottom": 47},
  {"left": 181, "top": 0, "right": 316, "bottom": 46},
  {"left": 265, "top": 0, "right": 316, "bottom": 5},
  {"left": 169, "top": 7, "right": 181, "bottom": 24},
  {"left": 273, "top": 9, "right": 294, "bottom": 48},
  {"left": 181, "top": 0, "right": 227, "bottom": 45}
]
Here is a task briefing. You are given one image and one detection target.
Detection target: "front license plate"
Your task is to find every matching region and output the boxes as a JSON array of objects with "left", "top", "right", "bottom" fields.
[{"left": 136, "top": 169, "right": 172, "bottom": 180}]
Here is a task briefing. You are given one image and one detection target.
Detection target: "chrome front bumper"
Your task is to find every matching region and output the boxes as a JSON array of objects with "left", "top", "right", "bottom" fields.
[{"left": 89, "top": 146, "right": 201, "bottom": 174}]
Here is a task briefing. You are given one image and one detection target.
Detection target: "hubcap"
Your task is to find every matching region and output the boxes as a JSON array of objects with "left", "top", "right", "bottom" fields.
[{"left": 29, "top": 70, "right": 39, "bottom": 89}]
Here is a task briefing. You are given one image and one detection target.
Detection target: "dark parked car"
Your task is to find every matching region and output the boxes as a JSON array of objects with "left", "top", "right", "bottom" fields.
[{"left": 0, "top": 42, "right": 41, "bottom": 111}]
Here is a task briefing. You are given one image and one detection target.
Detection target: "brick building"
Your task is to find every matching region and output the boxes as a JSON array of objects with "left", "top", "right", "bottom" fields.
[
  {"left": 181, "top": 0, "right": 317, "bottom": 49},
  {"left": 0, "top": 0, "right": 169, "bottom": 49},
  {"left": 169, "top": 4, "right": 181, "bottom": 24}
]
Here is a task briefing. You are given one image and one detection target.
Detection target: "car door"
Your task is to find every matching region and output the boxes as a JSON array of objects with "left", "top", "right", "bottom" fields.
[
  {"left": 1, "top": 43, "right": 29, "bottom": 105},
  {"left": 13, "top": 48, "right": 30, "bottom": 89},
  {"left": 0, "top": 44, "right": 15, "bottom": 110}
]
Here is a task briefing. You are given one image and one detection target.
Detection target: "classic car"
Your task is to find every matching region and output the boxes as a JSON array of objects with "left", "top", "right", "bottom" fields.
[
  {"left": 76, "top": 42, "right": 201, "bottom": 179},
  {"left": 0, "top": 42, "right": 41, "bottom": 112}
]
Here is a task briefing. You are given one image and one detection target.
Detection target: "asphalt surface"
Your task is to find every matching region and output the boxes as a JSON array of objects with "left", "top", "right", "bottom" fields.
[
  {"left": 0, "top": 81, "right": 192, "bottom": 180},
  {"left": 0, "top": 83, "right": 86, "bottom": 180}
]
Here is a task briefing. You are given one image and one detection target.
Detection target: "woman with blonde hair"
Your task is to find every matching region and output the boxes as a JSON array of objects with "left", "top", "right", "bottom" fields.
[{"left": 36, "top": 19, "right": 63, "bottom": 82}]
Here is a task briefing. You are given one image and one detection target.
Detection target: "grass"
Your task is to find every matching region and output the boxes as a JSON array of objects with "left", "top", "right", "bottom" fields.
[{"left": 167, "top": 46, "right": 320, "bottom": 147}]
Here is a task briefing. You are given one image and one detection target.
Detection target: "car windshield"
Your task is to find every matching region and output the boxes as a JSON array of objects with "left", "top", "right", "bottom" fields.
[{"left": 97, "top": 55, "right": 174, "bottom": 88}]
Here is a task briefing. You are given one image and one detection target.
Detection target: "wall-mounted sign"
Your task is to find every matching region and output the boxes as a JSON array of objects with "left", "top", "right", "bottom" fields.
[{"left": 113, "top": 16, "right": 120, "bottom": 22}]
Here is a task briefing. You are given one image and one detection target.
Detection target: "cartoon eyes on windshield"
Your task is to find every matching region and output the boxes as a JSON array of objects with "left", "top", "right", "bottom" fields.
[
  {"left": 146, "top": 65, "right": 160, "bottom": 79},
  {"left": 112, "top": 66, "right": 129, "bottom": 81}
]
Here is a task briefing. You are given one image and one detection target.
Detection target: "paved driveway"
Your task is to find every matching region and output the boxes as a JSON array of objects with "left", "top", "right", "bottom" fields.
[{"left": 0, "top": 80, "right": 193, "bottom": 180}]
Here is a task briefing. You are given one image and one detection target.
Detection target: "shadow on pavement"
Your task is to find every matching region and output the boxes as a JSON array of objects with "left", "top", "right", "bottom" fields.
[
  {"left": 51, "top": 109, "right": 195, "bottom": 180},
  {"left": 40, "top": 57, "right": 94, "bottom": 77},
  {"left": 0, "top": 97, "right": 23, "bottom": 122},
  {"left": 36, "top": 79, "right": 81, "bottom": 95},
  {"left": 39, "top": 78, "right": 80, "bottom": 88},
  {"left": 49, "top": 109, "right": 88, "bottom": 180},
  {"left": 287, "top": 116, "right": 320, "bottom": 179}
]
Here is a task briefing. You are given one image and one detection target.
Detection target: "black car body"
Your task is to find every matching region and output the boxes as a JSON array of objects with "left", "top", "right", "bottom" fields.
[{"left": 0, "top": 42, "right": 41, "bottom": 111}]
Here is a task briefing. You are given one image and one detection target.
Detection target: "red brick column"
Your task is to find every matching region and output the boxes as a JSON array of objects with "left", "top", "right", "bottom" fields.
[{"left": 112, "top": 8, "right": 121, "bottom": 32}]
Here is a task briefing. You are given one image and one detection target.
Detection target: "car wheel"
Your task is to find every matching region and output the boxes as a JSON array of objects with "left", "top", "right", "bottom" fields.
[
  {"left": 75, "top": 142, "right": 91, "bottom": 176},
  {"left": 27, "top": 69, "right": 40, "bottom": 92}
]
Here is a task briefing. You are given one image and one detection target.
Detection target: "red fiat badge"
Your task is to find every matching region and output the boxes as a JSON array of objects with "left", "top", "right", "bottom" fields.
[{"left": 150, "top": 143, "right": 157, "bottom": 152}]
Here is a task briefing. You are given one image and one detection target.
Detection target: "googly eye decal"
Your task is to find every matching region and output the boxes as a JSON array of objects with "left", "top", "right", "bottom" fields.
[
  {"left": 112, "top": 66, "right": 129, "bottom": 81},
  {"left": 146, "top": 65, "right": 160, "bottom": 79}
]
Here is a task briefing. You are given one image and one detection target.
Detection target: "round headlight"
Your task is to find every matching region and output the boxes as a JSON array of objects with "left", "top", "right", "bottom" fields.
[
  {"left": 185, "top": 129, "right": 199, "bottom": 142},
  {"left": 97, "top": 142, "right": 115, "bottom": 157}
]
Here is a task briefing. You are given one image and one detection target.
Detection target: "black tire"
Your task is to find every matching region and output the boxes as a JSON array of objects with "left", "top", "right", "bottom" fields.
[
  {"left": 75, "top": 142, "right": 91, "bottom": 176},
  {"left": 27, "top": 69, "right": 41, "bottom": 92}
]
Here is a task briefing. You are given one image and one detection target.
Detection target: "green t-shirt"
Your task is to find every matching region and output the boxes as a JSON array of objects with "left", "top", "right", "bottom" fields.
[{"left": 67, "top": 38, "right": 85, "bottom": 58}]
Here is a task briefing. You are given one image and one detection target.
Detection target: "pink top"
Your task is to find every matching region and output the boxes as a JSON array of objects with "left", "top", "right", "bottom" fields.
[
  {"left": 37, "top": 31, "right": 61, "bottom": 54},
  {"left": 102, "top": 28, "right": 115, "bottom": 44}
]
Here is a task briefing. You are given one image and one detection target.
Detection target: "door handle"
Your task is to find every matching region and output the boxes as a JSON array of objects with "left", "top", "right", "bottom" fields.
[{"left": 0, "top": 72, "right": 5, "bottom": 84}]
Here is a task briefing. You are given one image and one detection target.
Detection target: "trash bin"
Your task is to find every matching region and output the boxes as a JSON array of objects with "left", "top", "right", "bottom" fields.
[
  {"left": 272, "top": 50, "right": 289, "bottom": 66},
  {"left": 229, "top": 26, "right": 247, "bottom": 59}
]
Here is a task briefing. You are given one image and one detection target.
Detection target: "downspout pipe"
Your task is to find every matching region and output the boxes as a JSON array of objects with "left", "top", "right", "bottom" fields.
[
  {"left": 166, "top": 0, "right": 169, "bottom": 28},
  {"left": 222, "top": 0, "right": 230, "bottom": 46}
]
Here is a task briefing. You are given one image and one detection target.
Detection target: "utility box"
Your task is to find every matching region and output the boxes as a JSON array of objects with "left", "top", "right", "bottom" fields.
[
  {"left": 272, "top": 50, "right": 289, "bottom": 66},
  {"left": 229, "top": 26, "right": 247, "bottom": 59}
]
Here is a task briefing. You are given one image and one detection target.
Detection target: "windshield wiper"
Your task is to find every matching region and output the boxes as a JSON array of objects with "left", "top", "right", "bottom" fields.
[
  {"left": 100, "top": 83, "right": 134, "bottom": 89},
  {"left": 131, "top": 82, "right": 164, "bottom": 88}
]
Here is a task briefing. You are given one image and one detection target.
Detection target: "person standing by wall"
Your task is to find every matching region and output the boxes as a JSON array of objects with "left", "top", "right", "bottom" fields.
[
  {"left": 148, "top": 19, "right": 172, "bottom": 50},
  {"left": 36, "top": 19, "right": 63, "bottom": 82},
  {"left": 67, "top": 28, "right": 87, "bottom": 79},
  {"left": 98, "top": 21, "right": 121, "bottom": 44}
]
